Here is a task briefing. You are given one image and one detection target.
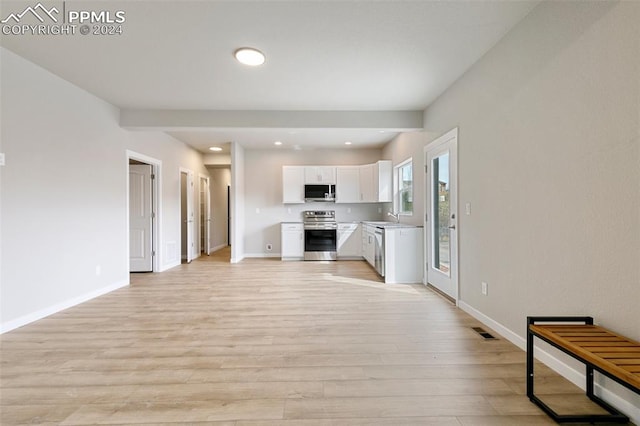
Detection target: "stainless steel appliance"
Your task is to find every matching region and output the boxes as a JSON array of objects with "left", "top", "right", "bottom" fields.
[
  {"left": 304, "top": 184, "right": 335, "bottom": 202},
  {"left": 374, "top": 226, "right": 385, "bottom": 276},
  {"left": 303, "top": 210, "right": 337, "bottom": 261}
]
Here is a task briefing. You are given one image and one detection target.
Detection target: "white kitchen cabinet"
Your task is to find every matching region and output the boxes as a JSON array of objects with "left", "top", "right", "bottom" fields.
[
  {"left": 282, "top": 166, "right": 305, "bottom": 203},
  {"left": 281, "top": 223, "right": 304, "bottom": 260},
  {"left": 361, "top": 224, "right": 375, "bottom": 266},
  {"left": 359, "top": 164, "right": 375, "bottom": 202},
  {"left": 337, "top": 223, "right": 361, "bottom": 259},
  {"left": 335, "top": 166, "right": 360, "bottom": 203},
  {"left": 357, "top": 161, "right": 392, "bottom": 203},
  {"left": 384, "top": 226, "right": 423, "bottom": 284},
  {"left": 304, "top": 166, "right": 336, "bottom": 184},
  {"left": 375, "top": 160, "right": 392, "bottom": 203}
]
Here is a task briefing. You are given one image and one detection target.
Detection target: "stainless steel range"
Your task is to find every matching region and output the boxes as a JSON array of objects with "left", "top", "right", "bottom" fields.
[{"left": 303, "top": 210, "right": 337, "bottom": 261}]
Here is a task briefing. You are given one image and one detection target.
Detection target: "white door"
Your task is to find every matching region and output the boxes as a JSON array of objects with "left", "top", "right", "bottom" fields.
[
  {"left": 129, "top": 164, "right": 153, "bottom": 272},
  {"left": 186, "top": 171, "right": 195, "bottom": 262},
  {"left": 181, "top": 170, "right": 195, "bottom": 263},
  {"left": 425, "top": 128, "right": 458, "bottom": 301},
  {"left": 200, "top": 176, "right": 211, "bottom": 255}
]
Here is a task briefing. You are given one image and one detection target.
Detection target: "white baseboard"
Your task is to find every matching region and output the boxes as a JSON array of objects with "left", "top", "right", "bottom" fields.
[
  {"left": 210, "top": 244, "right": 228, "bottom": 253},
  {"left": 159, "top": 260, "right": 181, "bottom": 272},
  {"left": 1, "top": 279, "right": 129, "bottom": 334},
  {"left": 243, "top": 252, "right": 281, "bottom": 258},
  {"left": 458, "top": 301, "right": 640, "bottom": 425}
]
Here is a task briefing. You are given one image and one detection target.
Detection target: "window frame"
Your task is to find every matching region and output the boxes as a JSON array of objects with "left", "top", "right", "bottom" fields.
[{"left": 393, "top": 157, "right": 414, "bottom": 216}]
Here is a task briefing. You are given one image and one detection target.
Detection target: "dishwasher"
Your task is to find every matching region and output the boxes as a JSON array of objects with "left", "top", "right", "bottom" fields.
[{"left": 374, "top": 227, "right": 385, "bottom": 276}]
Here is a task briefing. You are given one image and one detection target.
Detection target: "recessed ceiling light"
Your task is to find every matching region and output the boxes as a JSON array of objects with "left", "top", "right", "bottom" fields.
[
  {"left": 274, "top": 141, "right": 282, "bottom": 146},
  {"left": 379, "top": 130, "right": 386, "bottom": 133},
  {"left": 345, "top": 141, "right": 352, "bottom": 145},
  {"left": 234, "top": 47, "right": 265, "bottom": 66},
  {"left": 209, "top": 146, "right": 223, "bottom": 152}
]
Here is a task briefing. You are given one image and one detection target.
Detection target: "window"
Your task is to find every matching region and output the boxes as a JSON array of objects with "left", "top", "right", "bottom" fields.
[{"left": 394, "top": 158, "right": 413, "bottom": 215}]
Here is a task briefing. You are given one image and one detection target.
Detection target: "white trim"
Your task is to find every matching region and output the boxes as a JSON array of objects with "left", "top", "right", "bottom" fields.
[
  {"left": 198, "top": 173, "right": 211, "bottom": 255},
  {"left": 159, "top": 260, "right": 181, "bottom": 272},
  {"left": 1, "top": 279, "right": 129, "bottom": 334},
  {"left": 244, "top": 253, "right": 281, "bottom": 259},
  {"left": 126, "top": 150, "right": 162, "bottom": 273},
  {"left": 423, "top": 127, "right": 459, "bottom": 302},
  {"left": 179, "top": 167, "right": 196, "bottom": 263},
  {"left": 230, "top": 254, "right": 245, "bottom": 264},
  {"left": 459, "top": 301, "right": 640, "bottom": 424},
  {"left": 392, "top": 157, "right": 414, "bottom": 216},
  {"left": 211, "top": 244, "right": 229, "bottom": 253}
]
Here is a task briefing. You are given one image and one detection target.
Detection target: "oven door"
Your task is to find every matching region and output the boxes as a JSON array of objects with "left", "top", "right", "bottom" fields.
[{"left": 304, "top": 228, "right": 337, "bottom": 261}]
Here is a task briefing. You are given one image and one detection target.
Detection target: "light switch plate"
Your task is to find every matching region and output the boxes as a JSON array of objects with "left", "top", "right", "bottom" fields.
[{"left": 0, "top": 153, "right": 5, "bottom": 166}]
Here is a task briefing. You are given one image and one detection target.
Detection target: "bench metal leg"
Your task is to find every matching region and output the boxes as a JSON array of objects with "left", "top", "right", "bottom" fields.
[{"left": 526, "top": 316, "right": 630, "bottom": 424}]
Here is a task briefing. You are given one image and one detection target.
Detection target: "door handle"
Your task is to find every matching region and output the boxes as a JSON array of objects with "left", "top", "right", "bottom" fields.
[{"left": 448, "top": 225, "right": 456, "bottom": 230}]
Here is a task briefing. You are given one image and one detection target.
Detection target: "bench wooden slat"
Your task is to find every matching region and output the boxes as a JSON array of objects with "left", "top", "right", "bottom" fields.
[
  {"left": 529, "top": 324, "right": 640, "bottom": 390},
  {"left": 595, "top": 352, "right": 640, "bottom": 358}
]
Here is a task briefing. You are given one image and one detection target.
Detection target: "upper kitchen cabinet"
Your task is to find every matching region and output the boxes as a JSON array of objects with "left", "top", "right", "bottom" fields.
[
  {"left": 375, "top": 160, "right": 392, "bottom": 203},
  {"left": 304, "top": 166, "right": 336, "bottom": 184},
  {"left": 335, "top": 166, "right": 361, "bottom": 203},
  {"left": 359, "top": 161, "right": 392, "bottom": 203},
  {"left": 282, "top": 166, "right": 305, "bottom": 203},
  {"left": 359, "top": 163, "right": 375, "bottom": 202}
]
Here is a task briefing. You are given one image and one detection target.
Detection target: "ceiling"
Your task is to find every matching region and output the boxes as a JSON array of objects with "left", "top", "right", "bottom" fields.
[{"left": 0, "top": 0, "right": 539, "bottom": 153}]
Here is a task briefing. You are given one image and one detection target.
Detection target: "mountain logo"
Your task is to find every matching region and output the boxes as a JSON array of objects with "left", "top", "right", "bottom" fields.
[{"left": 1, "top": 3, "right": 60, "bottom": 24}]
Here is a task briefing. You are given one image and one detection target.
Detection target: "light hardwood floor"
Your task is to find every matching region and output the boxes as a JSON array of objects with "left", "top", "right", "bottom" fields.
[{"left": 1, "top": 248, "right": 630, "bottom": 425}]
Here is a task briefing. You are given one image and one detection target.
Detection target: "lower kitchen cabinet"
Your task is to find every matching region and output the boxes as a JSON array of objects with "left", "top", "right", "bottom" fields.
[
  {"left": 337, "top": 223, "right": 361, "bottom": 259},
  {"left": 384, "top": 227, "right": 423, "bottom": 284},
  {"left": 362, "top": 224, "right": 375, "bottom": 266},
  {"left": 281, "top": 223, "right": 303, "bottom": 260}
]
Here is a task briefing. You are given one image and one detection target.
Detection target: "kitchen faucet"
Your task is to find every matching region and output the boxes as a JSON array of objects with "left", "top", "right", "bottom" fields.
[{"left": 387, "top": 212, "right": 400, "bottom": 223}]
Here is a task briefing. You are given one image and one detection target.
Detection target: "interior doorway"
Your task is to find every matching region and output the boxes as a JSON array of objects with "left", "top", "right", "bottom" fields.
[
  {"left": 424, "top": 128, "right": 459, "bottom": 302},
  {"left": 180, "top": 169, "right": 195, "bottom": 263},
  {"left": 127, "top": 151, "right": 160, "bottom": 273},
  {"left": 199, "top": 175, "right": 211, "bottom": 255}
]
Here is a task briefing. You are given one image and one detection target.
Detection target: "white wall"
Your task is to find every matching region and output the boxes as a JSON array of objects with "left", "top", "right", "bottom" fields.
[
  {"left": 385, "top": 1, "right": 640, "bottom": 417},
  {"left": 0, "top": 48, "right": 209, "bottom": 331},
  {"left": 243, "top": 148, "right": 386, "bottom": 257},
  {"left": 208, "top": 166, "right": 231, "bottom": 251}
]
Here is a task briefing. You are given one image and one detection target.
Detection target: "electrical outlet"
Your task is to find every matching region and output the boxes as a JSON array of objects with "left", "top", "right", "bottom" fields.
[
  {"left": 266, "top": 243, "right": 273, "bottom": 251},
  {"left": 481, "top": 281, "right": 488, "bottom": 296}
]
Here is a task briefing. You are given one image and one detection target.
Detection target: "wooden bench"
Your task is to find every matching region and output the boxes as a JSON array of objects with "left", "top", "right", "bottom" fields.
[{"left": 527, "top": 316, "right": 640, "bottom": 423}]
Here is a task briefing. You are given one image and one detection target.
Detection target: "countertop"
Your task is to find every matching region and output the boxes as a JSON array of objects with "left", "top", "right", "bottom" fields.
[{"left": 361, "top": 221, "right": 421, "bottom": 229}]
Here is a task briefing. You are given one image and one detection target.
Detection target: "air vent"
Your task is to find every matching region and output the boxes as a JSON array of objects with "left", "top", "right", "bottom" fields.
[{"left": 472, "top": 326, "right": 497, "bottom": 340}]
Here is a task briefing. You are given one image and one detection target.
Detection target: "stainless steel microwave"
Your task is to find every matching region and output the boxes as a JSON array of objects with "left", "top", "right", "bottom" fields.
[{"left": 304, "top": 184, "right": 335, "bottom": 202}]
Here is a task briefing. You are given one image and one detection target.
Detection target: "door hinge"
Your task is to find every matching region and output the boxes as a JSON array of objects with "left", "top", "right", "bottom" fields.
[
  {"left": 425, "top": 213, "right": 428, "bottom": 222},
  {"left": 151, "top": 174, "right": 155, "bottom": 180},
  {"left": 151, "top": 212, "right": 156, "bottom": 219},
  {"left": 152, "top": 250, "right": 156, "bottom": 257},
  {"left": 425, "top": 165, "right": 428, "bottom": 173}
]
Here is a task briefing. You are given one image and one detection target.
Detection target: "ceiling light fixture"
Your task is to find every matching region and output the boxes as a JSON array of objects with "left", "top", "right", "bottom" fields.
[
  {"left": 274, "top": 141, "right": 282, "bottom": 146},
  {"left": 345, "top": 141, "right": 352, "bottom": 145},
  {"left": 209, "top": 146, "right": 223, "bottom": 152},
  {"left": 234, "top": 47, "right": 265, "bottom": 66}
]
